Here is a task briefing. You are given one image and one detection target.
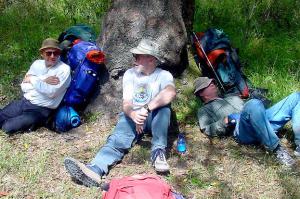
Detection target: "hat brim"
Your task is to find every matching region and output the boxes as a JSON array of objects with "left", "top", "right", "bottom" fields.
[
  {"left": 194, "top": 79, "right": 213, "bottom": 94},
  {"left": 130, "top": 48, "right": 164, "bottom": 63},
  {"left": 39, "top": 46, "right": 62, "bottom": 52}
]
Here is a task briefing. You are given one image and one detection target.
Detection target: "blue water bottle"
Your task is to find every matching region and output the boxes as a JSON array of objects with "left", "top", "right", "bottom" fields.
[{"left": 177, "top": 132, "right": 186, "bottom": 154}]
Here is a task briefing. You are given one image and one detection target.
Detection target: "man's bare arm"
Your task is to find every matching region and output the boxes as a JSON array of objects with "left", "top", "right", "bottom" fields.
[{"left": 147, "top": 85, "right": 176, "bottom": 111}]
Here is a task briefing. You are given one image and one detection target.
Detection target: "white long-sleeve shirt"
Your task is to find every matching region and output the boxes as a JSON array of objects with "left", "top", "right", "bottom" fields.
[{"left": 21, "top": 60, "right": 71, "bottom": 109}]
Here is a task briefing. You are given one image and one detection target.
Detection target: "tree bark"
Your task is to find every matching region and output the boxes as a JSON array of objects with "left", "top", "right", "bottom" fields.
[{"left": 87, "top": 0, "right": 194, "bottom": 117}]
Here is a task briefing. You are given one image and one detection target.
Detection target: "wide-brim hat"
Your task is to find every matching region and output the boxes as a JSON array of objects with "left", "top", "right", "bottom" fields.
[
  {"left": 194, "top": 77, "right": 213, "bottom": 94},
  {"left": 39, "top": 38, "right": 61, "bottom": 52},
  {"left": 130, "top": 39, "right": 165, "bottom": 63}
]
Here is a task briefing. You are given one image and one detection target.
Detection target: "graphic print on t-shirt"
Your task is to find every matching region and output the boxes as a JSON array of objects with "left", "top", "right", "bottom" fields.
[{"left": 133, "top": 83, "right": 150, "bottom": 105}]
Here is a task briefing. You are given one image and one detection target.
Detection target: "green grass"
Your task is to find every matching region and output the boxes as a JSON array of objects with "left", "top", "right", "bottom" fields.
[
  {"left": 82, "top": 111, "right": 103, "bottom": 123},
  {"left": 1, "top": 0, "right": 300, "bottom": 198}
]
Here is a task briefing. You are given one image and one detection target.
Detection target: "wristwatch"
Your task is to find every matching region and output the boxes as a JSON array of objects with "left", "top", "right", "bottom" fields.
[{"left": 143, "top": 104, "right": 151, "bottom": 113}]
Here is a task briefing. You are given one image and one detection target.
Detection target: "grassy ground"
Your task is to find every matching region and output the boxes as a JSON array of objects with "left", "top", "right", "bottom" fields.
[{"left": 1, "top": 0, "right": 300, "bottom": 198}]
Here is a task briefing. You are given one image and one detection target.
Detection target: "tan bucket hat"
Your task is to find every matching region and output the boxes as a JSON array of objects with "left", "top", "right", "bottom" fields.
[
  {"left": 194, "top": 77, "right": 213, "bottom": 94},
  {"left": 130, "top": 39, "right": 164, "bottom": 63},
  {"left": 39, "top": 38, "right": 61, "bottom": 52}
]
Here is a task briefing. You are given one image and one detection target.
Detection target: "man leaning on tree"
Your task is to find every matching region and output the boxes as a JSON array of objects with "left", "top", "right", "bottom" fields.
[{"left": 64, "top": 38, "right": 176, "bottom": 187}]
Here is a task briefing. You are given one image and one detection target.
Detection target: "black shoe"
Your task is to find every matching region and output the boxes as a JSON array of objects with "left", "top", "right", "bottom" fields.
[
  {"left": 274, "top": 145, "right": 295, "bottom": 167},
  {"left": 64, "top": 157, "right": 102, "bottom": 187}
]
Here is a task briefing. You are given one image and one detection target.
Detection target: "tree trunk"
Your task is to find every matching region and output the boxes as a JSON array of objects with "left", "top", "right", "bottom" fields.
[{"left": 86, "top": 0, "right": 194, "bottom": 118}]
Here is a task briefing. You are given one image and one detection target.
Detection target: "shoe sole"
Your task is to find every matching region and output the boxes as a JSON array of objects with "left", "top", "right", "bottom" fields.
[
  {"left": 64, "top": 157, "right": 100, "bottom": 187},
  {"left": 155, "top": 168, "right": 170, "bottom": 173},
  {"left": 154, "top": 164, "right": 170, "bottom": 173}
]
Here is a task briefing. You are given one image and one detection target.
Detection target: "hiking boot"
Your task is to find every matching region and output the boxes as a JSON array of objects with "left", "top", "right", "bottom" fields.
[
  {"left": 274, "top": 145, "right": 295, "bottom": 167},
  {"left": 64, "top": 157, "right": 102, "bottom": 187},
  {"left": 294, "top": 145, "right": 300, "bottom": 157},
  {"left": 151, "top": 148, "right": 170, "bottom": 172}
]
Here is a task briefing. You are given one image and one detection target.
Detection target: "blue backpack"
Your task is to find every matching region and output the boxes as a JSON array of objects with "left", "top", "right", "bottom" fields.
[
  {"left": 63, "top": 40, "right": 105, "bottom": 109},
  {"left": 50, "top": 27, "right": 104, "bottom": 133},
  {"left": 58, "top": 24, "right": 97, "bottom": 64}
]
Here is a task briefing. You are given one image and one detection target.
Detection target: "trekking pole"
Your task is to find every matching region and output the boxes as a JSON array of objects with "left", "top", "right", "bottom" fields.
[{"left": 192, "top": 32, "right": 226, "bottom": 93}]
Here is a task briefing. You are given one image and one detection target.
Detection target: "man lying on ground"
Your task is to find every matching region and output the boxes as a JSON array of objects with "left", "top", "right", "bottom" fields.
[{"left": 195, "top": 76, "right": 300, "bottom": 167}]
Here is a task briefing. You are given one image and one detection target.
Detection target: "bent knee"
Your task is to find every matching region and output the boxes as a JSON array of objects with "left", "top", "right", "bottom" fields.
[
  {"left": 244, "top": 99, "right": 265, "bottom": 114},
  {"left": 245, "top": 99, "right": 264, "bottom": 108},
  {"left": 155, "top": 106, "right": 171, "bottom": 116}
]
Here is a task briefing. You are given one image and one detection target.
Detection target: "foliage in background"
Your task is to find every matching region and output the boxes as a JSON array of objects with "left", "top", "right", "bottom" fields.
[
  {"left": 175, "top": 0, "right": 300, "bottom": 125},
  {"left": 0, "top": 0, "right": 111, "bottom": 104},
  {"left": 1, "top": 1, "right": 300, "bottom": 198},
  {"left": 193, "top": 0, "right": 300, "bottom": 103},
  {"left": 173, "top": 0, "right": 300, "bottom": 126}
]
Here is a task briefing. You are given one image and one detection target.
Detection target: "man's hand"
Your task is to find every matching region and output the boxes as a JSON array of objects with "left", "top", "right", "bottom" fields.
[
  {"left": 227, "top": 113, "right": 241, "bottom": 126},
  {"left": 136, "top": 124, "right": 144, "bottom": 134},
  {"left": 130, "top": 108, "right": 148, "bottom": 125},
  {"left": 23, "top": 74, "right": 32, "bottom": 83},
  {"left": 44, "top": 76, "right": 60, "bottom": 85},
  {"left": 134, "top": 108, "right": 149, "bottom": 134},
  {"left": 224, "top": 116, "right": 229, "bottom": 124}
]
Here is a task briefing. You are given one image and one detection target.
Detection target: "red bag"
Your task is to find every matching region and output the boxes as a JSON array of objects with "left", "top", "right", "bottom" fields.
[{"left": 102, "top": 174, "right": 176, "bottom": 199}]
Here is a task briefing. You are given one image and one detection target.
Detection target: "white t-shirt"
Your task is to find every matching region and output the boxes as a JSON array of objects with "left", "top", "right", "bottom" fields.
[
  {"left": 21, "top": 60, "right": 71, "bottom": 109},
  {"left": 123, "top": 67, "right": 175, "bottom": 110}
]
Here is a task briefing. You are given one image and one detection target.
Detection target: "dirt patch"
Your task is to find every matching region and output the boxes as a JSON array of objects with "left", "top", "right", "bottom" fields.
[{"left": 1, "top": 110, "right": 300, "bottom": 198}]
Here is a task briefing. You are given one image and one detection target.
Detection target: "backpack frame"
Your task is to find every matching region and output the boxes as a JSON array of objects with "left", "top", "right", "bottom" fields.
[{"left": 191, "top": 29, "right": 249, "bottom": 98}]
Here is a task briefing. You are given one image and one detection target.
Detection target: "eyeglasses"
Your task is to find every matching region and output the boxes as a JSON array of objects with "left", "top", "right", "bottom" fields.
[{"left": 44, "top": 51, "right": 60, "bottom": 57}]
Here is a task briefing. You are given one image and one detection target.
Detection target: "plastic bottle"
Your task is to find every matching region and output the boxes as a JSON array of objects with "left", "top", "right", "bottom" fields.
[{"left": 176, "top": 132, "right": 186, "bottom": 154}]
